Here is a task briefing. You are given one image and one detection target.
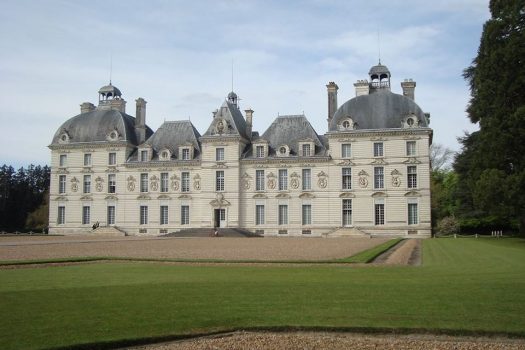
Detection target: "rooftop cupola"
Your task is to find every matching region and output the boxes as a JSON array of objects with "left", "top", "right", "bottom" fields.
[
  {"left": 227, "top": 91, "right": 238, "bottom": 107},
  {"left": 368, "top": 62, "right": 391, "bottom": 92},
  {"left": 98, "top": 82, "right": 126, "bottom": 112}
]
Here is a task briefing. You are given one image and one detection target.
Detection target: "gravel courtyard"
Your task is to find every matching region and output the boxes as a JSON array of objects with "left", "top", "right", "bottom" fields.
[{"left": 0, "top": 235, "right": 390, "bottom": 261}]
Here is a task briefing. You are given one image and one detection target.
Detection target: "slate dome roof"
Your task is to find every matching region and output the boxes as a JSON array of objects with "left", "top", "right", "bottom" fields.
[
  {"left": 98, "top": 83, "right": 122, "bottom": 97},
  {"left": 329, "top": 90, "right": 429, "bottom": 131},
  {"left": 368, "top": 63, "right": 390, "bottom": 76}
]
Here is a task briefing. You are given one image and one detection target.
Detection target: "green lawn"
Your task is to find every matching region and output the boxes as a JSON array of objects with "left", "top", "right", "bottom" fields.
[{"left": 1, "top": 238, "right": 524, "bottom": 350}]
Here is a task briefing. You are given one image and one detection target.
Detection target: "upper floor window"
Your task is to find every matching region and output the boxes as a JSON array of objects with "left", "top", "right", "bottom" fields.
[
  {"left": 342, "top": 168, "right": 352, "bottom": 190},
  {"left": 140, "top": 173, "right": 148, "bottom": 193},
  {"left": 374, "top": 167, "right": 384, "bottom": 189},
  {"left": 108, "top": 152, "right": 116, "bottom": 165},
  {"left": 302, "top": 144, "right": 311, "bottom": 157},
  {"left": 406, "top": 141, "right": 416, "bottom": 156},
  {"left": 256, "top": 170, "right": 265, "bottom": 191},
  {"left": 182, "top": 148, "right": 190, "bottom": 160},
  {"left": 373, "top": 142, "right": 384, "bottom": 157},
  {"left": 216, "top": 148, "right": 225, "bottom": 161},
  {"left": 83, "top": 175, "right": 91, "bottom": 193},
  {"left": 160, "top": 172, "right": 169, "bottom": 193},
  {"left": 407, "top": 166, "right": 417, "bottom": 189},
  {"left": 84, "top": 153, "right": 92, "bottom": 166},
  {"left": 341, "top": 144, "right": 351, "bottom": 158},
  {"left": 59, "top": 154, "right": 67, "bottom": 167},
  {"left": 181, "top": 172, "right": 190, "bottom": 192},
  {"left": 140, "top": 150, "right": 148, "bottom": 162},
  {"left": 278, "top": 169, "right": 288, "bottom": 191},
  {"left": 59, "top": 175, "right": 66, "bottom": 194},
  {"left": 302, "top": 169, "right": 311, "bottom": 191},
  {"left": 256, "top": 145, "right": 265, "bottom": 158},
  {"left": 216, "top": 171, "right": 225, "bottom": 191},
  {"left": 108, "top": 174, "right": 116, "bottom": 193}
]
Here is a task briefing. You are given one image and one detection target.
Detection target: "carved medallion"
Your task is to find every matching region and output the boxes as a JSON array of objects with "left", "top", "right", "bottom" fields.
[
  {"left": 127, "top": 175, "right": 136, "bottom": 192},
  {"left": 193, "top": 174, "right": 201, "bottom": 190},
  {"left": 95, "top": 176, "right": 104, "bottom": 192},
  {"left": 150, "top": 175, "right": 159, "bottom": 191},
  {"left": 70, "top": 177, "right": 79, "bottom": 192}
]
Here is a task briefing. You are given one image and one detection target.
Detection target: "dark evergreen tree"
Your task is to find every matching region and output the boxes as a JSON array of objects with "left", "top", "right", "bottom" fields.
[{"left": 456, "top": 0, "right": 525, "bottom": 233}]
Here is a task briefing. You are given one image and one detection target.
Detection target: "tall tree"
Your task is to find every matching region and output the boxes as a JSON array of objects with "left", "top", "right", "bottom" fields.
[{"left": 457, "top": 0, "right": 525, "bottom": 233}]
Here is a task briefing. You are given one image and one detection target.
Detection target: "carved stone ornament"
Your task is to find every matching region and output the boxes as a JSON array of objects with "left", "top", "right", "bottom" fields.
[
  {"left": 391, "top": 169, "right": 401, "bottom": 187},
  {"left": 150, "top": 175, "right": 159, "bottom": 192},
  {"left": 193, "top": 174, "right": 201, "bottom": 190},
  {"left": 170, "top": 174, "right": 180, "bottom": 191},
  {"left": 210, "top": 192, "right": 231, "bottom": 207},
  {"left": 70, "top": 177, "right": 79, "bottom": 192},
  {"left": 359, "top": 176, "right": 368, "bottom": 188},
  {"left": 242, "top": 179, "right": 250, "bottom": 190},
  {"left": 290, "top": 172, "right": 300, "bottom": 189},
  {"left": 317, "top": 171, "right": 328, "bottom": 189},
  {"left": 267, "top": 172, "right": 276, "bottom": 190},
  {"left": 127, "top": 176, "right": 136, "bottom": 192},
  {"left": 95, "top": 176, "right": 104, "bottom": 192}
]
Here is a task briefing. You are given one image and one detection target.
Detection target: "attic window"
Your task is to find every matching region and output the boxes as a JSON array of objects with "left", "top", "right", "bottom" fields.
[
  {"left": 342, "top": 120, "right": 350, "bottom": 129},
  {"left": 340, "top": 118, "right": 354, "bottom": 131},
  {"left": 280, "top": 147, "right": 286, "bottom": 154},
  {"left": 140, "top": 150, "right": 149, "bottom": 162},
  {"left": 407, "top": 118, "right": 415, "bottom": 126},
  {"left": 59, "top": 133, "right": 69, "bottom": 144},
  {"left": 277, "top": 145, "right": 290, "bottom": 157},
  {"left": 160, "top": 150, "right": 171, "bottom": 161}
]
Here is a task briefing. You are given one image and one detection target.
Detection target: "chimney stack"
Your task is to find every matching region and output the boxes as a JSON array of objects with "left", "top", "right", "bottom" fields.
[
  {"left": 80, "top": 102, "right": 95, "bottom": 114},
  {"left": 326, "top": 82, "right": 338, "bottom": 127},
  {"left": 245, "top": 108, "right": 253, "bottom": 139},
  {"left": 354, "top": 80, "right": 369, "bottom": 96},
  {"left": 401, "top": 79, "right": 416, "bottom": 101},
  {"left": 135, "top": 98, "right": 147, "bottom": 144}
]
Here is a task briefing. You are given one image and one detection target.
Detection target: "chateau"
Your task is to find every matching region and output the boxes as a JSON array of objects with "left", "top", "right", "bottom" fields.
[{"left": 48, "top": 63, "right": 432, "bottom": 237}]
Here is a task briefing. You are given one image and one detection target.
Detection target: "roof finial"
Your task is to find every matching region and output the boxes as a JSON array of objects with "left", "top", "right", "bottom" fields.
[
  {"left": 377, "top": 30, "right": 381, "bottom": 65},
  {"left": 109, "top": 52, "right": 113, "bottom": 85},
  {"left": 231, "top": 58, "right": 234, "bottom": 92}
]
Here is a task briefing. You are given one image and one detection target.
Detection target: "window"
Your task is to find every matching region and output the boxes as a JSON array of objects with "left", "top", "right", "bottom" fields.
[
  {"left": 59, "top": 175, "right": 66, "bottom": 194},
  {"left": 302, "top": 144, "right": 311, "bottom": 157},
  {"left": 373, "top": 142, "right": 384, "bottom": 157},
  {"left": 278, "top": 205, "right": 288, "bottom": 225},
  {"left": 107, "top": 206, "right": 115, "bottom": 225},
  {"left": 57, "top": 206, "right": 65, "bottom": 225},
  {"left": 279, "top": 146, "right": 287, "bottom": 155},
  {"left": 406, "top": 141, "right": 416, "bottom": 156},
  {"left": 408, "top": 202, "right": 418, "bottom": 225},
  {"left": 181, "top": 205, "right": 190, "bottom": 225},
  {"left": 256, "top": 145, "right": 265, "bottom": 158},
  {"left": 342, "top": 168, "right": 352, "bottom": 190},
  {"left": 256, "top": 170, "right": 265, "bottom": 191},
  {"left": 140, "top": 173, "right": 148, "bottom": 193},
  {"left": 160, "top": 205, "right": 168, "bottom": 225},
  {"left": 216, "top": 148, "right": 224, "bottom": 161},
  {"left": 108, "top": 174, "right": 116, "bottom": 193},
  {"left": 407, "top": 166, "right": 417, "bottom": 188},
  {"left": 140, "top": 150, "right": 148, "bottom": 162},
  {"left": 302, "top": 169, "right": 311, "bottom": 190},
  {"left": 375, "top": 201, "right": 385, "bottom": 225},
  {"left": 83, "top": 175, "right": 91, "bottom": 194},
  {"left": 256, "top": 205, "right": 265, "bottom": 225},
  {"left": 182, "top": 148, "right": 190, "bottom": 160},
  {"left": 140, "top": 206, "right": 148, "bottom": 225},
  {"left": 84, "top": 153, "right": 91, "bottom": 166},
  {"left": 342, "top": 199, "right": 352, "bottom": 226},
  {"left": 108, "top": 152, "right": 116, "bottom": 165},
  {"left": 181, "top": 172, "right": 190, "bottom": 192},
  {"left": 160, "top": 150, "right": 170, "bottom": 160},
  {"left": 160, "top": 172, "right": 169, "bottom": 193},
  {"left": 216, "top": 171, "right": 224, "bottom": 191},
  {"left": 59, "top": 154, "right": 67, "bottom": 167},
  {"left": 82, "top": 206, "right": 90, "bottom": 225},
  {"left": 302, "top": 204, "right": 311, "bottom": 225},
  {"left": 341, "top": 144, "right": 351, "bottom": 158},
  {"left": 278, "top": 169, "right": 288, "bottom": 191},
  {"left": 374, "top": 167, "right": 384, "bottom": 189}
]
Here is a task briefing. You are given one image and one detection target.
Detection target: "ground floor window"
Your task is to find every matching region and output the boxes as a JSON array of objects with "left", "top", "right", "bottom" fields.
[
  {"left": 342, "top": 199, "right": 352, "bottom": 226},
  {"left": 278, "top": 205, "right": 288, "bottom": 225},
  {"left": 140, "top": 206, "right": 148, "bottom": 225},
  {"left": 57, "top": 206, "right": 65, "bottom": 225},
  {"left": 82, "top": 206, "right": 90, "bottom": 225},
  {"left": 375, "top": 201, "right": 385, "bottom": 225},
  {"left": 160, "top": 205, "right": 168, "bottom": 225},
  {"left": 408, "top": 203, "right": 418, "bottom": 225},
  {"left": 302, "top": 204, "right": 311, "bottom": 225},
  {"left": 107, "top": 206, "right": 115, "bottom": 225},
  {"left": 255, "top": 205, "right": 264, "bottom": 225},
  {"left": 181, "top": 205, "right": 190, "bottom": 225}
]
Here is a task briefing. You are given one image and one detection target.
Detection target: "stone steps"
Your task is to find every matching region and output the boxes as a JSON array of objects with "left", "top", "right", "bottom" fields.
[
  {"left": 326, "top": 227, "right": 369, "bottom": 238},
  {"left": 92, "top": 226, "right": 127, "bottom": 237}
]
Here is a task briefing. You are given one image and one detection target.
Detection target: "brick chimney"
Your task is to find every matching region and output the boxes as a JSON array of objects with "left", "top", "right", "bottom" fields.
[
  {"left": 245, "top": 108, "right": 253, "bottom": 139},
  {"left": 354, "top": 80, "right": 369, "bottom": 96},
  {"left": 135, "top": 98, "right": 147, "bottom": 144},
  {"left": 401, "top": 79, "right": 416, "bottom": 100},
  {"left": 80, "top": 102, "right": 95, "bottom": 114},
  {"left": 326, "top": 82, "right": 338, "bottom": 128}
]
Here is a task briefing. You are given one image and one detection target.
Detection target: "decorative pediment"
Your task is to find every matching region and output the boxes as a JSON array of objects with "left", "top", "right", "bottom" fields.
[
  {"left": 336, "top": 138, "right": 356, "bottom": 142},
  {"left": 339, "top": 192, "right": 355, "bottom": 198},
  {"left": 370, "top": 136, "right": 387, "bottom": 141},
  {"left": 157, "top": 194, "right": 171, "bottom": 200},
  {"left": 136, "top": 194, "right": 151, "bottom": 200},
  {"left": 54, "top": 196, "right": 68, "bottom": 201},
  {"left": 338, "top": 159, "right": 355, "bottom": 166},
  {"left": 81, "top": 167, "right": 94, "bottom": 173},
  {"left": 80, "top": 195, "right": 93, "bottom": 201},
  {"left": 391, "top": 169, "right": 402, "bottom": 176},
  {"left": 371, "top": 191, "right": 387, "bottom": 197},
  {"left": 403, "top": 157, "right": 421, "bottom": 164},
  {"left": 209, "top": 193, "right": 230, "bottom": 207},
  {"left": 371, "top": 158, "right": 387, "bottom": 165},
  {"left": 299, "top": 192, "right": 316, "bottom": 199},
  {"left": 178, "top": 194, "right": 192, "bottom": 199},
  {"left": 212, "top": 162, "right": 228, "bottom": 169},
  {"left": 252, "top": 193, "right": 268, "bottom": 199},
  {"left": 252, "top": 138, "right": 269, "bottom": 144},
  {"left": 56, "top": 168, "right": 69, "bottom": 174},
  {"left": 290, "top": 172, "right": 300, "bottom": 178},
  {"left": 105, "top": 195, "right": 118, "bottom": 201},
  {"left": 241, "top": 172, "right": 252, "bottom": 179},
  {"left": 404, "top": 190, "right": 422, "bottom": 197},
  {"left": 105, "top": 166, "right": 119, "bottom": 173},
  {"left": 267, "top": 172, "right": 276, "bottom": 179},
  {"left": 358, "top": 170, "right": 369, "bottom": 177},
  {"left": 317, "top": 171, "right": 328, "bottom": 178},
  {"left": 275, "top": 193, "right": 291, "bottom": 199}
]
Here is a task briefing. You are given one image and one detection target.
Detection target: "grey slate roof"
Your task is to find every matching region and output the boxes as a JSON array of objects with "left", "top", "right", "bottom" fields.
[
  {"left": 257, "top": 115, "right": 327, "bottom": 157},
  {"left": 203, "top": 100, "right": 249, "bottom": 139},
  {"left": 329, "top": 90, "right": 429, "bottom": 131},
  {"left": 143, "top": 120, "right": 201, "bottom": 160},
  {"left": 50, "top": 109, "right": 153, "bottom": 146},
  {"left": 369, "top": 63, "right": 390, "bottom": 76}
]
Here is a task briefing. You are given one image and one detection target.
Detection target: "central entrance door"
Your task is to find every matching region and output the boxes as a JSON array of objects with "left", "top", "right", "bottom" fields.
[{"left": 214, "top": 209, "right": 226, "bottom": 228}]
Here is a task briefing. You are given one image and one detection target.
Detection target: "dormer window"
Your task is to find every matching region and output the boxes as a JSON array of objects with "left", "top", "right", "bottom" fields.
[
  {"left": 159, "top": 149, "right": 171, "bottom": 161},
  {"left": 339, "top": 117, "right": 355, "bottom": 131},
  {"left": 182, "top": 148, "right": 190, "bottom": 160},
  {"left": 277, "top": 145, "right": 290, "bottom": 157},
  {"left": 59, "top": 131, "right": 70, "bottom": 144},
  {"left": 299, "top": 140, "right": 315, "bottom": 157},
  {"left": 180, "top": 146, "right": 193, "bottom": 160},
  {"left": 302, "top": 144, "right": 311, "bottom": 157},
  {"left": 256, "top": 145, "right": 265, "bottom": 158},
  {"left": 252, "top": 141, "right": 268, "bottom": 158},
  {"left": 402, "top": 114, "right": 420, "bottom": 128},
  {"left": 107, "top": 130, "right": 119, "bottom": 141},
  {"left": 140, "top": 150, "right": 149, "bottom": 162},
  {"left": 84, "top": 153, "right": 92, "bottom": 166}
]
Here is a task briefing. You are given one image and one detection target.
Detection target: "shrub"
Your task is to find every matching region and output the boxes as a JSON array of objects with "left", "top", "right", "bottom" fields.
[{"left": 437, "top": 216, "right": 460, "bottom": 235}]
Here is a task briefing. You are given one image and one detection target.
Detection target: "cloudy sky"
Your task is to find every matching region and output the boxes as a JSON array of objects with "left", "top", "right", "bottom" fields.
[{"left": 0, "top": 0, "right": 489, "bottom": 167}]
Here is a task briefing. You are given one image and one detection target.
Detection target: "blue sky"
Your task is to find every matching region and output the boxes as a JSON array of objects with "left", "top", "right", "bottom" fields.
[{"left": 0, "top": 0, "right": 489, "bottom": 167}]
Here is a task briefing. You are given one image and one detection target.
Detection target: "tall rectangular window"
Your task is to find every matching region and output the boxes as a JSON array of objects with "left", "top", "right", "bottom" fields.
[
  {"left": 59, "top": 175, "right": 66, "bottom": 194},
  {"left": 256, "top": 205, "right": 265, "bottom": 225},
  {"left": 256, "top": 145, "right": 265, "bottom": 158},
  {"left": 256, "top": 170, "right": 265, "bottom": 191},
  {"left": 406, "top": 141, "right": 416, "bottom": 156},
  {"left": 375, "top": 201, "right": 385, "bottom": 225},
  {"left": 160, "top": 172, "right": 169, "bottom": 193},
  {"left": 59, "top": 154, "right": 67, "bottom": 167},
  {"left": 278, "top": 169, "right": 288, "bottom": 191},
  {"left": 302, "top": 204, "right": 312, "bottom": 225},
  {"left": 374, "top": 167, "right": 384, "bottom": 189},
  {"left": 302, "top": 169, "right": 311, "bottom": 190},
  {"left": 181, "top": 172, "right": 190, "bottom": 192},
  {"left": 216, "top": 171, "right": 224, "bottom": 191},
  {"left": 302, "top": 144, "right": 311, "bottom": 157},
  {"left": 82, "top": 206, "right": 90, "bottom": 225},
  {"left": 216, "top": 148, "right": 224, "bottom": 161},
  {"left": 373, "top": 142, "right": 384, "bottom": 157},
  {"left": 57, "top": 206, "right": 65, "bottom": 224},
  {"left": 108, "top": 152, "right": 116, "bottom": 165},
  {"left": 108, "top": 174, "right": 116, "bottom": 193},
  {"left": 84, "top": 153, "right": 92, "bottom": 166},
  {"left": 342, "top": 168, "right": 352, "bottom": 190},
  {"left": 182, "top": 148, "right": 190, "bottom": 160},
  {"left": 181, "top": 205, "right": 190, "bottom": 225},
  {"left": 140, "top": 173, "right": 148, "bottom": 193},
  {"left": 407, "top": 166, "right": 417, "bottom": 188},
  {"left": 342, "top": 199, "right": 352, "bottom": 226},
  {"left": 140, "top": 205, "right": 148, "bottom": 225},
  {"left": 107, "top": 205, "right": 115, "bottom": 225},
  {"left": 278, "top": 205, "right": 288, "bottom": 225},
  {"left": 408, "top": 202, "right": 418, "bottom": 225},
  {"left": 140, "top": 150, "right": 148, "bottom": 162},
  {"left": 341, "top": 144, "right": 352, "bottom": 158},
  {"left": 160, "top": 205, "right": 168, "bottom": 225},
  {"left": 83, "top": 175, "right": 91, "bottom": 194}
]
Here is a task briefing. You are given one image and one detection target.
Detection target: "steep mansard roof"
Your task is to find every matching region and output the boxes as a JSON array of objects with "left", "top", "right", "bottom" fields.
[
  {"left": 142, "top": 120, "right": 202, "bottom": 160},
  {"left": 203, "top": 100, "right": 249, "bottom": 139}
]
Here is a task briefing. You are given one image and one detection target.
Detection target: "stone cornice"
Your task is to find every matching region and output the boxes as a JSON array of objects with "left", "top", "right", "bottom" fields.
[
  {"left": 326, "top": 128, "right": 432, "bottom": 139},
  {"left": 49, "top": 141, "right": 129, "bottom": 151},
  {"left": 241, "top": 156, "right": 331, "bottom": 165},
  {"left": 124, "top": 160, "right": 201, "bottom": 168}
]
